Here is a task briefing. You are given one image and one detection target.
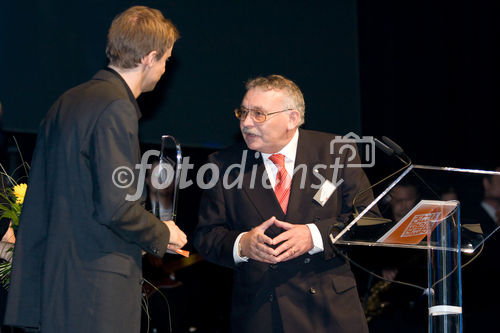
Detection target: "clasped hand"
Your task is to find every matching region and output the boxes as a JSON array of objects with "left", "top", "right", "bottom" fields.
[{"left": 239, "top": 216, "right": 314, "bottom": 264}]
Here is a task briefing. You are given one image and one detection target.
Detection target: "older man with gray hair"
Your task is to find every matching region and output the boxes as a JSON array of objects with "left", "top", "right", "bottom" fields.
[{"left": 195, "top": 74, "right": 379, "bottom": 333}]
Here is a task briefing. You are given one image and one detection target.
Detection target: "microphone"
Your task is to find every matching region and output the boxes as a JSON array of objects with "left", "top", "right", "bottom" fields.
[
  {"left": 350, "top": 136, "right": 415, "bottom": 219},
  {"left": 381, "top": 136, "right": 404, "bottom": 156},
  {"left": 378, "top": 136, "right": 441, "bottom": 199},
  {"left": 348, "top": 138, "right": 407, "bottom": 223},
  {"left": 381, "top": 136, "right": 411, "bottom": 164},
  {"left": 373, "top": 137, "right": 395, "bottom": 157}
]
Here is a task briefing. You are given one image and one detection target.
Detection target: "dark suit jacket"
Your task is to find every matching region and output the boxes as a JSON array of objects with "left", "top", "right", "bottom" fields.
[
  {"left": 194, "top": 129, "right": 378, "bottom": 333},
  {"left": 5, "top": 69, "right": 171, "bottom": 332}
]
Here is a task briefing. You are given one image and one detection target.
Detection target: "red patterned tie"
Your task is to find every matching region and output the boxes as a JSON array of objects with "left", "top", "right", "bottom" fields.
[{"left": 269, "top": 154, "right": 291, "bottom": 214}]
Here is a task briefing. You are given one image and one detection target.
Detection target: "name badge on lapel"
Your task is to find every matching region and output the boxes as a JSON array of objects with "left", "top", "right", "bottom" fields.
[{"left": 313, "top": 179, "right": 336, "bottom": 206}]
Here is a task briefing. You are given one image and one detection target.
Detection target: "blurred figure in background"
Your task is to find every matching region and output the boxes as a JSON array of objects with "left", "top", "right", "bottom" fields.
[
  {"left": 462, "top": 164, "right": 500, "bottom": 332},
  {"left": 365, "top": 180, "right": 426, "bottom": 333}
]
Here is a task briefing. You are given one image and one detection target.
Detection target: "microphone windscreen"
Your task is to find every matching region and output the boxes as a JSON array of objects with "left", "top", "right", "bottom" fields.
[
  {"left": 374, "top": 137, "right": 394, "bottom": 156},
  {"left": 382, "top": 136, "right": 404, "bottom": 155}
]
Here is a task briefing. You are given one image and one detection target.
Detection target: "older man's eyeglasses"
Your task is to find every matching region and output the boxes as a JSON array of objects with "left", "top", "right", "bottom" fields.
[{"left": 234, "top": 106, "right": 293, "bottom": 123}]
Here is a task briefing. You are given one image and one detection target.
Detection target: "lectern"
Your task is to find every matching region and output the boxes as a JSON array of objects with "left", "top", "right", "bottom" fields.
[{"left": 330, "top": 164, "right": 500, "bottom": 333}]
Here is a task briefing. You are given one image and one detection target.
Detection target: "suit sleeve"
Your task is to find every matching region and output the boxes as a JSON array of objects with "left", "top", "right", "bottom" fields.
[
  {"left": 194, "top": 155, "right": 241, "bottom": 269},
  {"left": 90, "top": 99, "right": 170, "bottom": 256}
]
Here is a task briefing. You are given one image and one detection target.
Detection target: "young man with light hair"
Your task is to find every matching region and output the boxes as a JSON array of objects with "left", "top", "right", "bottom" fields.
[{"left": 5, "top": 6, "right": 186, "bottom": 333}]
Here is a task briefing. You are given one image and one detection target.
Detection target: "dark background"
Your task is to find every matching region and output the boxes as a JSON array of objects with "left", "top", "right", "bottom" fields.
[
  {"left": 0, "top": 0, "right": 362, "bottom": 148},
  {"left": 1, "top": 0, "right": 497, "bottom": 169},
  {"left": 0, "top": 0, "right": 498, "bottom": 332},
  {"left": 358, "top": 0, "right": 498, "bottom": 168}
]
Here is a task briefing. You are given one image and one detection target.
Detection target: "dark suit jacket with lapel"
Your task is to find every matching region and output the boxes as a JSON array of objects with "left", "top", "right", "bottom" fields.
[
  {"left": 194, "top": 129, "right": 377, "bottom": 333},
  {"left": 5, "top": 69, "right": 171, "bottom": 332}
]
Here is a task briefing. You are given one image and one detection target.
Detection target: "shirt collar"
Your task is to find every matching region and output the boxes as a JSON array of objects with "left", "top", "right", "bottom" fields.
[{"left": 103, "top": 67, "right": 142, "bottom": 119}]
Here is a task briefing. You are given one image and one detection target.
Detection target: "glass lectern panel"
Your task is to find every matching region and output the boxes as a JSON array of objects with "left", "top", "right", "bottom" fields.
[{"left": 330, "top": 164, "right": 500, "bottom": 254}]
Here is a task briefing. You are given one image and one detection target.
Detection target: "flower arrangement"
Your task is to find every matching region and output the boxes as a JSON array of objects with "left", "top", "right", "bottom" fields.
[
  {"left": 1, "top": 183, "right": 27, "bottom": 231},
  {"left": 0, "top": 163, "right": 28, "bottom": 289}
]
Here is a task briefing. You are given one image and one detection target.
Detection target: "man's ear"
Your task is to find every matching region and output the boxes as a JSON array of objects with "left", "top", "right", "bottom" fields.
[
  {"left": 142, "top": 50, "right": 158, "bottom": 68},
  {"left": 287, "top": 109, "right": 301, "bottom": 130}
]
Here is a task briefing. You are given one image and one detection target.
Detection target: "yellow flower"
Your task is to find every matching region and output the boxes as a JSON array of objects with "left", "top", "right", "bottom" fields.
[{"left": 13, "top": 183, "right": 27, "bottom": 204}]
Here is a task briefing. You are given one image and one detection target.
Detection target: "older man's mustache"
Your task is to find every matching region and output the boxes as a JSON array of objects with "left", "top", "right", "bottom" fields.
[{"left": 242, "top": 127, "right": 260, "bottom": 137}]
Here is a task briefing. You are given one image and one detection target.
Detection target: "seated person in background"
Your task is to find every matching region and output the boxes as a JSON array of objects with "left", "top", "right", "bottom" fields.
[
  {"left": 376, "top": 181, "right": 421, "bottom": 280},
  {"left": 439, "top": 185, "right": 458, "bottom": 201},
  {"left": 465, "top": 165, "right": 500, "bottom": 234},
  {"left": 364, "top": 180, "right": 427, "bottom": 333},
  {"left": 388, "top": 181, "right": 419, "bottom": 222},
  {"left": 461, "top": 164, "right": 500, "bottom": 332}
]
